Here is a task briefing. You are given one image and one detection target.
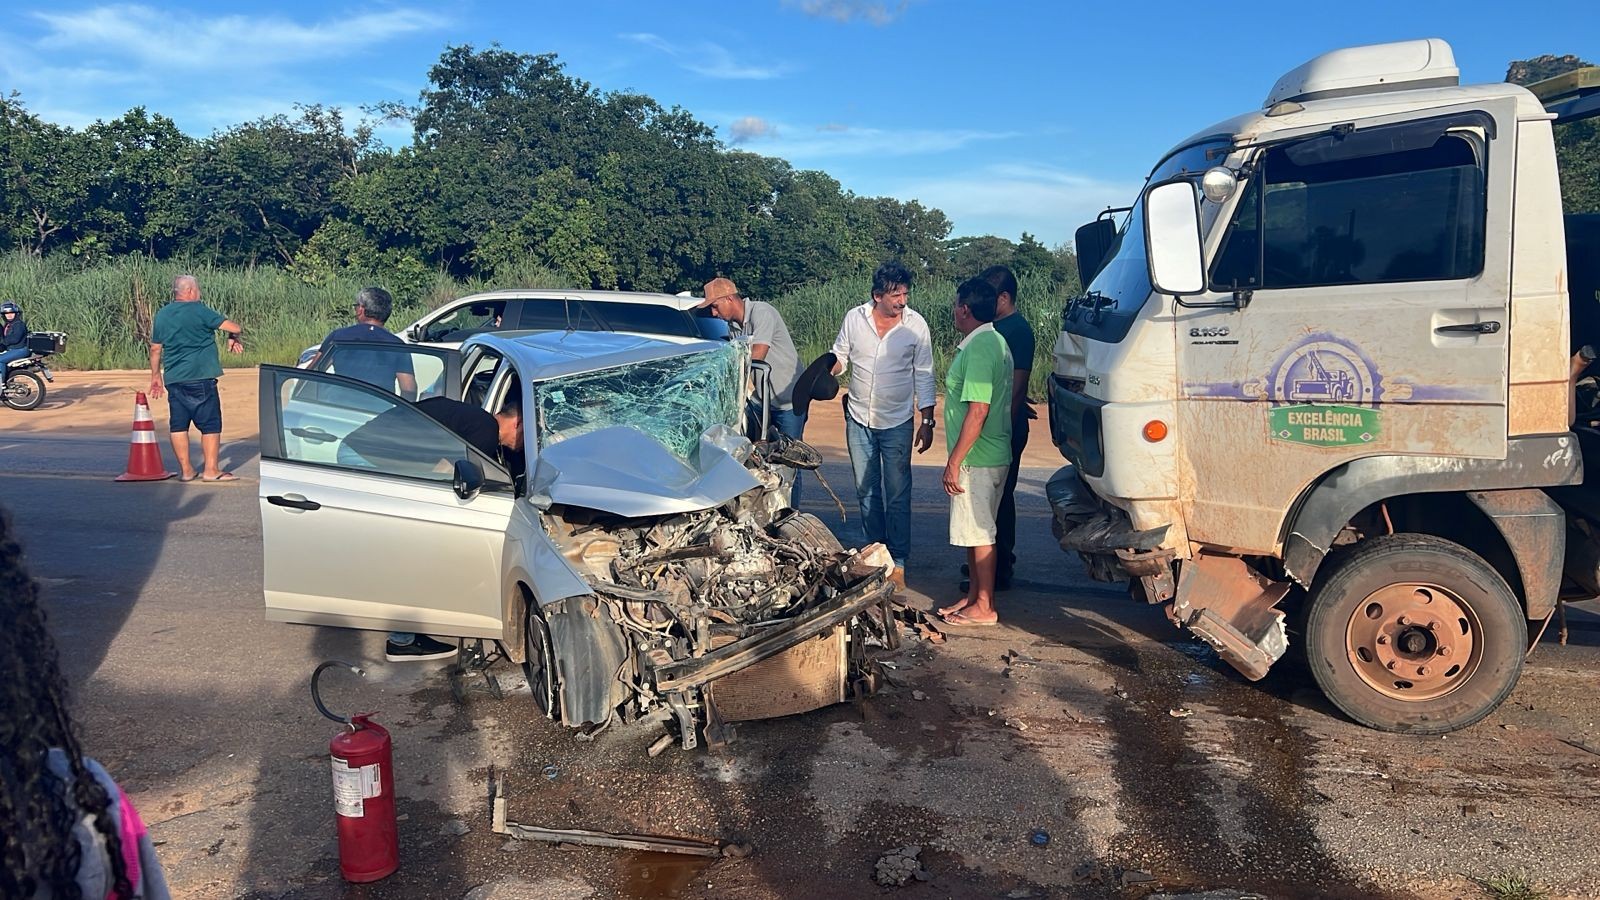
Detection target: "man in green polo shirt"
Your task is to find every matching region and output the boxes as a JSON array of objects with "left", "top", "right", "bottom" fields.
[
  {"left": 149, "top": 275, "right": 244, "bottom": 482},
  {"left": 937, "top": 278, "right": 1013, "bottom": 627}
]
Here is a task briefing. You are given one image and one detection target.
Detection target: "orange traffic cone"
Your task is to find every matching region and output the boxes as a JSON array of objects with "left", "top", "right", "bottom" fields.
[{"left": 114, "top": 392, "right": 177, "bottom": 482}]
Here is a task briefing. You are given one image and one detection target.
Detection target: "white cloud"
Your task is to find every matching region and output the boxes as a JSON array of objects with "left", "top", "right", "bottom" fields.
[
  {"left": 782, "top": 0, "right": 914, "bottom": 25},
  {"left": 620, "top": 32, "right": 791, "bottom": 80},
  {"left": 728, "top": 115, "right": 778, "bottom": 143},
  {"left": 736, "top": 120, "right": 1018, "bottom": 160},
  {"left": 891, "top": 164, "right": 1142, "bottom": 245},
  {"left": 32, "top": 4, "right": 447, "bottom": 72}
]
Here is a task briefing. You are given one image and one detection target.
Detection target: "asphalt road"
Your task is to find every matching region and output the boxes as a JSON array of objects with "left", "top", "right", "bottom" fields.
[{"left": 6, "top": 431, "right": 1600, "bottom": 899}]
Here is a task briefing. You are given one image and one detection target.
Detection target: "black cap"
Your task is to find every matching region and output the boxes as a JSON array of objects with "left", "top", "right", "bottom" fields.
[{"left": 790, "top": 352, "right": 840, "bottom": 419}]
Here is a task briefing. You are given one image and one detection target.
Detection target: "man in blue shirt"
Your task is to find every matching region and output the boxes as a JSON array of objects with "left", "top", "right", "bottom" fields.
[{"left": 310, "top": 287, "right": 417, "bottom": 400}]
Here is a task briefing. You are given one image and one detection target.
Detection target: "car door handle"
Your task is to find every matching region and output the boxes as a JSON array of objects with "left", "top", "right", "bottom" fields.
[
  {"left": 267, "top": 495, "right": 321, "bottom": 511},
  {"left": 1435, "top": 321, "right": 1500, "bottom": 335},
  {"left": 289, "top": 426, "right": 338, "bottom": 444}
]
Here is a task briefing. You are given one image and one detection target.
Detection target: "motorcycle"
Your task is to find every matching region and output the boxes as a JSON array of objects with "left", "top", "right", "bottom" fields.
[{"left": 3, "top": 332, "right": 65, "bottom": 411}]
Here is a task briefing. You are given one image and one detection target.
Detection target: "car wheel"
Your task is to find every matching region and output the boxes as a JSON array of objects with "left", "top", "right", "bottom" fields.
[
  {"left": 773, "top": 512, "right": 842, "bottom": 552},
  {"left": 1305, "top": 533, "right": 1525, "bottom": 734},
  {"left": 524, "top": 606, "right": 559, "bottom": 721}
]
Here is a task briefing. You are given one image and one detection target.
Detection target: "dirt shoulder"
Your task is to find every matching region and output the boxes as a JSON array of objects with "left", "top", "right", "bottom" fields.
[{"left": 11, "top": 368, "right": 1067, "bottom": 469}]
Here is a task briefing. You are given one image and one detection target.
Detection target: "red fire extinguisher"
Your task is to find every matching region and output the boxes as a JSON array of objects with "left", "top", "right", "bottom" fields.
[{"left": 312, "top": 661, "right": 399, "bottom": 883}]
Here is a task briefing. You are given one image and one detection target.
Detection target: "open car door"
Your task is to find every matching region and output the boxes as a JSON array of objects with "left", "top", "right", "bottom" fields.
[{"left": 257, "top": 363, "right": 515, "bottom": 638}]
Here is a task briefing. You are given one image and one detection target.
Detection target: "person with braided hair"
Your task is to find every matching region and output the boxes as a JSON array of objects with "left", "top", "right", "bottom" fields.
[{"left": 0, "top": 507, "right": 171, "bottom": 899}]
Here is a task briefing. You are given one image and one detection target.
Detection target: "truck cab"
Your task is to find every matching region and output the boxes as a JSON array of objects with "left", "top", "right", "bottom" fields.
[{"left": 1049, "top": 39, "right": 1600, "bottom": 733}]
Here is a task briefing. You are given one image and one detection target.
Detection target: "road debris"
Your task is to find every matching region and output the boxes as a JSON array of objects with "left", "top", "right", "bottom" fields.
[
  {"left": 442, "top": 819, "right": 471, "bottom": 836},
  {"left": 911, "top": 690, "right": 927, "bottom": 701},
  {"left": 1029, "top": 829, "right": 1050, "bottom": 847},
  {"left": 874, "top": 845, "right": 930, "bottom": 886},
  {"left": 491, "top": 775, "right": 734, "bottom": 858},
  {"left": 647, "top": 733, "right": 676, "bottom": 757},
  {"left": 1003, "top": 717, "right": 1030, "bottom": 732},
  {"left": 1169, "top": 707, "right": 1195, "bottom": 719},
  {"left": 542, "top": 764, "right": 560, "bottom": 780}
]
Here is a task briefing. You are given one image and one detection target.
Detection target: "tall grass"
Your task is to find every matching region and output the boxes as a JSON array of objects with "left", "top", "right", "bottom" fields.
[{"left": 1, "top": 252, "right": 1068, "bottom": 396}]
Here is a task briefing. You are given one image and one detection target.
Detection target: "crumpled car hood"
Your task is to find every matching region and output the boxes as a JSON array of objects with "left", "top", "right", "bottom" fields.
[{"left": 528, "top": 425, "right": 760, "bottom": 517}]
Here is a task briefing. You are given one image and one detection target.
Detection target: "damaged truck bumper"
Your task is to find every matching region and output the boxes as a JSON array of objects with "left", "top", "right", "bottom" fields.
[{"left": 1049, "top": 465, "right": 1290, "bottom": 682}]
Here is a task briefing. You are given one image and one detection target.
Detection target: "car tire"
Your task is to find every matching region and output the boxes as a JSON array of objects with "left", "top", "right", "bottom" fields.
[
  {"left": 774, "top": 512, "right": 842, "bottom": 552},
  {"left": 524, "top": 605, "right": 560, "bottom": 722},
  {"left": 1304, "top": 533, "right": 1525, "bottom": 734}
]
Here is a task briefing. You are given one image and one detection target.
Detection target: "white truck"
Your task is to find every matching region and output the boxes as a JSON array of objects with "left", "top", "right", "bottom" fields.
[{"left": 1048, "top": 39, "right": 1600, "bottom": 733}]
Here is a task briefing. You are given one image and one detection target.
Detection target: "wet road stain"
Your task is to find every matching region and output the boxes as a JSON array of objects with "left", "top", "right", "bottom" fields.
[
  {"left": 617, "top": 851, "right": 712, "bottom": 898},
  {"left": 1093, "top": 640, "right": 1400, "bottom": 898}
]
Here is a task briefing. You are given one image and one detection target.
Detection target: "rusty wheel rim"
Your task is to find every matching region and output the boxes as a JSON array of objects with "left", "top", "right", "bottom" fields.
[{"left": 1344, "top": 582, "right": 1482, "bottom": 701}]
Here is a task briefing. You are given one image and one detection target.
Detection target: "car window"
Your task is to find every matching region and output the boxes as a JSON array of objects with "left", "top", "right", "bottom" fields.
[
  {"left": 275, "top": 374, "right": 473, "bottom": 482},
  {"left": 423, "top": 301, "right": 507, "bottom": 343},
  {"left": 317, "top": 344, "right": 451, "bottom": 402},
  {"left": 513, "top": 298, "right": 702, "bottom": 338},
  {"left": 1211, "top": 119, "right": 1487, "bottom": 291},
  {"left": 463, "top": 347, "right": 505, "bottom": 409}
]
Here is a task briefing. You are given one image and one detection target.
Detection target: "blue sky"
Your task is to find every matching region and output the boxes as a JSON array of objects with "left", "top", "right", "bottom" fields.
[{"left": 0, "top": 1, "right": 1592, "bottom": 246}]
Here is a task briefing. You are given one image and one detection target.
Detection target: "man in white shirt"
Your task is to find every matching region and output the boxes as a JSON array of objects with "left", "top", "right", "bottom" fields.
[{"left": 830, "top": 261, "right": 937, "bottom": 589}]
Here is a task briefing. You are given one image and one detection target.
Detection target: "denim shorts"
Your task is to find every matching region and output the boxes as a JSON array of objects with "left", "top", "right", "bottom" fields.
[{"left": 168, "top": 379, "right": 222, "bottom": 434}]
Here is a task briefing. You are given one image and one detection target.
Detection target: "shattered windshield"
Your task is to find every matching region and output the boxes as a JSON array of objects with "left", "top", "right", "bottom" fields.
[{"left": 534, "top": 341, "right": 748, "bottom": 458}]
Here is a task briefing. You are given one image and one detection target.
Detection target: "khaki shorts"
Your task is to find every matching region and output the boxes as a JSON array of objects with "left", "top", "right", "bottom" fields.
[{"left": 948, "top": 465, "right": 1008, "bottom": 547}]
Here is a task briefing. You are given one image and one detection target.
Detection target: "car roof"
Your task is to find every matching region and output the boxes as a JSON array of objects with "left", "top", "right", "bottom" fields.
[
  {"left": 447, "top": 288, "right": 703, "bottom": 312},
  {"left": 464, "top": 330, "right": 727, "bottom": 381}
]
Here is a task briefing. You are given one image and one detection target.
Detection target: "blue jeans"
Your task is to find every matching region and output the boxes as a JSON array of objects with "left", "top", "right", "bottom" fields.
[
  {"left": 845, "top": 416, "right": 913, "bottom": 566},
  {"left": 0, "top": 347, "right": 28, "bottom": 369}
]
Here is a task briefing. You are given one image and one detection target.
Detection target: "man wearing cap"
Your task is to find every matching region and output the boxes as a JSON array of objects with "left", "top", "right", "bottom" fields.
[
  {"left": 701, "top": 277, "right": 805, "bottom": 441},
  {"left": 829, "top": 260, "right": 937, "bottom": 590}
]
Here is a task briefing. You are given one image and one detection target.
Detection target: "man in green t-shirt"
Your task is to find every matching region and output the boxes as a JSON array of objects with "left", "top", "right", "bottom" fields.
[
  {"left": 938, "top": 278, "right": 1013, "bottom": 627},
  {"left": 148, "top": 275, "right": 245, "bottom": 482}
]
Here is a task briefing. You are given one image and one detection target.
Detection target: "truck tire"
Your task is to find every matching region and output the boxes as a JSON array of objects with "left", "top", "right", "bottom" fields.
[{"left": 1305, "top": 534, "right": 1525, "bottom": 734}]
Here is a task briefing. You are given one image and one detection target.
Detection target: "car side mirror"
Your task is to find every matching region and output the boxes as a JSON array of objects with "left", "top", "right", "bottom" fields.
[
  {"left": 452, "top": 459, "right": 484, "bottom": 500},
  {"left": 1143, "top": 179, "right": 1206, "bottom": 297},
  {"left": 407, "top": 323, "right": 424, "bottom": 342}
]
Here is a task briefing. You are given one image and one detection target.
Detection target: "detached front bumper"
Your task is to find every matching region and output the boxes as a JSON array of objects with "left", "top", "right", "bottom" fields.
[{"left": 652, "top": 571, "right": 894, "bottom": 694}]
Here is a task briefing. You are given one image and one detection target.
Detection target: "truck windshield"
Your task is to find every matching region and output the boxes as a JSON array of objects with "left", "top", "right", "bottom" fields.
[{"left": 1067, "top": 139, "right": 1232, "bottom": 343}]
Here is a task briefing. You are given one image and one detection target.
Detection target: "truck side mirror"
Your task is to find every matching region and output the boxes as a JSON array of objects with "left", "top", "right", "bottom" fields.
[
  {"left": 1143, "top": 179, "right": 1206, "bottom": 297},
  {"left": 1074, "top": 218, "right": 1117, "bottom": 287}
]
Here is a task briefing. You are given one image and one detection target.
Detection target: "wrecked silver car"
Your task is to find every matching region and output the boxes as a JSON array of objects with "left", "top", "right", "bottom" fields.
[{"left": 258, "top": 330, "right": 894, "bottom": 749}]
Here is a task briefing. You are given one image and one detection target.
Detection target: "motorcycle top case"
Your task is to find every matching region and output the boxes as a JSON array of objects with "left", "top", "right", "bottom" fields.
[{"left": 26, "top": 332, "right": 65, "bottom": 354}]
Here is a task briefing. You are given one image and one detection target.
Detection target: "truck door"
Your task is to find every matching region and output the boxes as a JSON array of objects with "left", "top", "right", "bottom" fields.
[{"left": 1176, "top": 101, "right": 1515, "bottom": 552}]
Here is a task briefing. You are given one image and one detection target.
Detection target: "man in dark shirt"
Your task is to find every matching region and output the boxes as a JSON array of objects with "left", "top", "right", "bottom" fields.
[
  {"left": 311, "top": 287, "right": 417, "bottom": 399},
  {"left": 978, "top": 265, "right": 1036, "bottom": 592},
  {"left": 340, "top": 390, "right": 524, "bottom": 661}
]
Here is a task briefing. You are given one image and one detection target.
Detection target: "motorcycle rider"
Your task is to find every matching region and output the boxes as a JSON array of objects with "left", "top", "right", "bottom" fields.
[{"left": 0, "top": 301, "right": 27, "bottom": 369}]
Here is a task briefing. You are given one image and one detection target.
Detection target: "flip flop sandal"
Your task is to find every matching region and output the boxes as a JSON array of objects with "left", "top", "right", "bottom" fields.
[
  {"left": 200, "top": 472, "right": 239, "bottom": 483},
  {"left": 941, "top": 613, "right": 999, "bottom": 628}
]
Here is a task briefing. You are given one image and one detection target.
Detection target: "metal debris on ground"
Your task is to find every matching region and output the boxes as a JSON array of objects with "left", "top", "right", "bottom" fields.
[
  {"left": 1169, "top": 707, "right": 1195, "bottom": 718},
  {"left": 1003, "top": 717, "right": 1030, "bottom": 732},
  {"left": 1029, "top": 829, "right": 1050, "bottom": 847},
  {"left": 874, "top": 845, "right": 930, "bottom": 886},
  {"left": 490, "top": 775, "right": 738, "bottom": 858},
  {"left": 542, "top": 764, "right": 560, "bottom": 780}
]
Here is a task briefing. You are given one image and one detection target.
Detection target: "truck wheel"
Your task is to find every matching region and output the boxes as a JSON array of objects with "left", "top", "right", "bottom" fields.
[
  {"left": 1305, "top": 534, "right": 1525, "bottom": 734},
  {"left": 524, "top": 606, "right": 559, "bottom": 722}
]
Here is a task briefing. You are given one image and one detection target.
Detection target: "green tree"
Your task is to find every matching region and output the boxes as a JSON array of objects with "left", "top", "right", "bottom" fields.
[{"left": 1506, "top": 54, "right": 1600, "bottom": 214}]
